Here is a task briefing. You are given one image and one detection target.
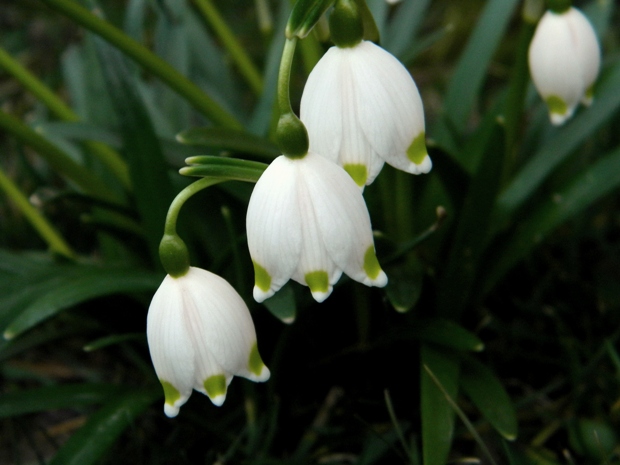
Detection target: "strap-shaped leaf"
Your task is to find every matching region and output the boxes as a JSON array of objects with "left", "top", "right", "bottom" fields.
[
  {"left": 482, "top": 143, "right": 620, "bottom": 294},
  {"left": 0, "top": 383, "right": 127, "bottom": 418},
  {"left": 442, "top": 0, "right": 520, "bottom": 136},
  {"left": 3, "top": 266, "right": 161, "bottom": 340},
  {"left": 177, "top": 127, "right": 279, "bottom": 159},
  {"left": 48, "top": 387, "right": 160, "bottom": 465},
  {"left": 461, "top": 356, "right": 518, "bottom": 440},
  {"left": 421, "top": 344, "right": 459, "bottom": 465}
]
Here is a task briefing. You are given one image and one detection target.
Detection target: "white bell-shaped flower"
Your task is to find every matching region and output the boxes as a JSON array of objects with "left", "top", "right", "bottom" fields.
[
  {"left": 147, "top": 267, "right": 270, "bottom": 417},
  {"left": 528, "top": 7, "right": 601, "bottom": 125},
  {"left": 246, "top": 152, "right": 388, "bottom": 303},
  {"left": 300, "top": 40, "right": 430, "bottom": 188}
]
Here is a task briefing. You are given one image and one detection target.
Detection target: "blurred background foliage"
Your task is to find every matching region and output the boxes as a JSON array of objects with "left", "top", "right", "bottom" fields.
[{"left": 1, "top": 0, "right": 620, "bottom": 464}]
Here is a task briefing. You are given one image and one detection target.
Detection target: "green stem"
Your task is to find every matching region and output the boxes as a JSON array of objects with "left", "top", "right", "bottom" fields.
[
  {"left": 0, "top": 110, "right": 120, "bottom": 204},
  {"left": 39, "top": 0, "right": 242, "bottom": 129},
  {"left": 192, "top": 0, "right": 263, "bottom": 95},
  {"left": 277, "top": 38, "right": 298, "bottom": 116},
  {"left": 0, "top": 167, "right": 75, "bottom": 259},
  {"left": 0, "top": 46, "right": 131, "bottom": 189},
  {"left": 163, "top": 178, "right": 224, "bottom": 237}
]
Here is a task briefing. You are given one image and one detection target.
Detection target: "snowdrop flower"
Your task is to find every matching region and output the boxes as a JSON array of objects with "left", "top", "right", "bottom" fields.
[
  {"left": 246, "top": 151, "right": 387, "bottom": 303},
  {"left": 300, "top": 40, "right": 430, "bottom": 188},
  {"left": 528, "top": 6, "right": 600, "bottom": 125},
  {"left": 147, "top": 266, "right": 270, "bottom": 417}
]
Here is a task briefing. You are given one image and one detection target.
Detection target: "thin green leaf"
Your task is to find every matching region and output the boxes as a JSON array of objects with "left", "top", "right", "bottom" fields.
[
  {"left": 0, "top": 384, "right": 127, "bottom": 418},
  {"left": 461, "top": 356, "right": 518, "bottom": 440},
  {"left": 48, "top": 387, "right": 160, "bottom": 465},
  {"left": 41, "top": 0, "right": 242, "bottom": 128},
  {"left": 3, "top": 267, "right": 161, "bottom": 340},
  {"left": 384, "top": 258, "right": 424, "bottom": 313},
  {"left": 383, "top": 0, "right": 431, "bottom": 58},
  {"left": 83, "top": 333, "right": 145, "bottom": 352},
  {"left": 442, "top": 0, "right": 520, "bottom": 136},
  {"left": 496, "top": 59, "right": 620, "bottom": 220},
  {"left": 483, "top": 144, "right": 620, "bottom": 295},
  {"left": 420, "top": 344, "right": 459, "bottom": 465},
  {"left": 0, "top": 110, "right": 120, "bottom": 204},
  {"left": 177, "top": 127, "right": 280, "bottom": 159},
  {"left": 180, "top": 156, "right": 267, "bottom": 181},
  {"left": 437, "top": 116, "right": 505, "bottom": 318},
  {"left": 95, "top": 38, "right": 176, "bottom": 264}
]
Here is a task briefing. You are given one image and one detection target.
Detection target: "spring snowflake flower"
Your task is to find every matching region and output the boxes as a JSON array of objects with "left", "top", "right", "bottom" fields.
[
  {"left": 528, "top": 7, "right": 601, "bottom": 125},
  {"left": 147, "top": 267, "right": 270, "bottom": 417},
  {"left": 300, "top": 40, "right": 430, "bottom": 188},
  {"left": 246, "top": 151, "right": 388, "bottom": 303}
]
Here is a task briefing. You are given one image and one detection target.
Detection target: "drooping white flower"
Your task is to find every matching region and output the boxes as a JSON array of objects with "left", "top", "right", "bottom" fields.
[
  {"left": 147, "top": 267, "right": 270, "bottom": 417},
  {"left": 246, "top": 151, "right": 388, "bottom": 303},
  {"left": 300, "top": 40, "right": 430, "bottom": 188},
  {"left": 528, "top": 7, "right": 601, "bottom": 125}
]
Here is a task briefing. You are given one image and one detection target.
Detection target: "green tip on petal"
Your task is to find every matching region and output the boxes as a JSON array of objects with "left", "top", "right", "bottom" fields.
[
  {"left": 545, "top": 95, "right": 568, "bottom": 119},
  {"left": 407, "top": 132, "right": 427, "bottom": 165},
  {"left": 253, "top": 261, "right": 272, "bottom": 292},
  {"left": 343, "top": 163, "right": 368, "bottom": 187},
  {"left": 363, "top": 246, "right": 383, "bottom": 280},
  {"left": 203, "top": 374, "right": 227, "bottom": 399},
  {"left": 305, "top": 270, "right": 329, "bottom": 294},
  {"left": 248, "top": 342, "right": 266, "bottom": 377},
  {"left": 161, "top": 380, "right": 181, "bottom": 407}
]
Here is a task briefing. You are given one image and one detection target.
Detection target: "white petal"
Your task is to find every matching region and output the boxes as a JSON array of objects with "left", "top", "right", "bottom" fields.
[
  {"left": 146, "top": 276, "right": 194, "bottom": 417},
  {"left": 350, "top": 41, "right": 427, "bottom": 175},
  {"left": 300, "top": 47, "right": 345, "bottom": 165},
  {"left": 302, "top": 153, "right": 387, "bottom": 288},
  {"left": 182, "top": 268, "right": 270, "bottom": 382},
  {"left": 566, "top": 7, "right": 600, "bottom": 103},
  {"left": 529, "top": 10, "right": 584, "bottom": 124},
  {"left": 247, "top": 156, "right": 302, "bottom": 302}
]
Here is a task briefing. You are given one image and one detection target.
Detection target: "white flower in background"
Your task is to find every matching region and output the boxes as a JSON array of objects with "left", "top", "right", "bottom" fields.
[
  {"left": 147, "top": 267, "right": 270, "bottom": 417},
  {"left": 300, "top": 40, "right": 430, "bottom": 188},
  {"left": 528, "top": 7, "right": 601, "bottom": 125},
  {"left": 246, "top": 152, "right": 388, "bottom": 303}
]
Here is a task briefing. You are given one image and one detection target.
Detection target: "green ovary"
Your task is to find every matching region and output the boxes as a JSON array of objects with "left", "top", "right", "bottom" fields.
[
  {"left": 363, "top": 246, "right": 382, "bottom": 280},
  {"left": 161, "top": 380, "right": 181, "bottom": 406},
  {"left": 406, "top": 132, "right": 427, "bottom": 164},
  {"left": 343, "top": 164, "right": 368, "bottom": 187},
  {"left": 248, "top": 342, "right": 265, "bottom": 376},
  {"left": 253, "top": 261, "right": 271, "bottom": 292},
  {"left": 545, "top": 95, "right": 568, "bottom": 117},
  {"left": 203, "top": 374, "right": 227, "bottom": 398},
  {"left": 305, "top": 271, "right": 329, "bottom": 294}
]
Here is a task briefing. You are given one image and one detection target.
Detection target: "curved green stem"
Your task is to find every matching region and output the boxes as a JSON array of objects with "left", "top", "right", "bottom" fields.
[
  {"left": 192, "top": 0, "right": 264, "bottom": 95},
  {"left": 277, "top": 37, "right": 298, "bottom": 116},
  {"left": 163, "top": 178, "right": 225, "bottom": 237},
  {"left": 0, "top": 46, "right": 131, "bottom": 189},
  {"left": 0, "top": 167, "right": 75, "bottom": 259},
  {"left": 39, "top": 0, "right": 242, "bottom": 129}
]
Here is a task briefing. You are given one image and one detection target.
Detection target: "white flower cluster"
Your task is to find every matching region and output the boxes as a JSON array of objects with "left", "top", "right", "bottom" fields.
[
  {"left": 246, "top": 40, "right": 429, "bottom": 304},
  {"left": 146, "top": 13, "right": 430, "bottom": 418}
]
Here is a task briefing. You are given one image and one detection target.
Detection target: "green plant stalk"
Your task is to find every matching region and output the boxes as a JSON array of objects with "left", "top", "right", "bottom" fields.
[
  {"left": 277, "top": 38, "right": 298, "bottom": 116},
  {"left": 0, "top": 110, "right": 120, "bottom": 204},
  {"left": 0, "top": 167, "right": 75, "bottom": 259},
  {"left": 39, "top": 0, "right": 242, "bottom": 129},
  {"left": 0, "top": 46, "right": 131, "bottom": 189},
  {"left": 192, "top": 0, "right": 263, "bottom": 95}
]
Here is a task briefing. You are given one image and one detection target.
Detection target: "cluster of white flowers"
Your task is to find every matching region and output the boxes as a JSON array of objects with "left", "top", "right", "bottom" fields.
[{"left": 246, "top": 38, "right": 429, "bottom": 304}]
